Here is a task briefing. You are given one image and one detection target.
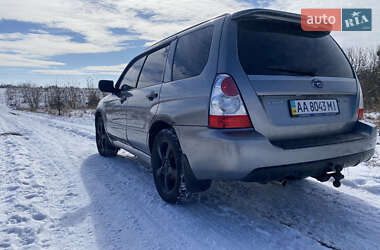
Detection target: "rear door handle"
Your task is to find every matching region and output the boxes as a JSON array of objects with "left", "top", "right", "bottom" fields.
[{"left": 146, "top": 92, "right": 158, "bottom": 101}]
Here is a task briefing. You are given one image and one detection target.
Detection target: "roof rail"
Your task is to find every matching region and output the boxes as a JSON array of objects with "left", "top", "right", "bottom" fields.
[{"left": 148, "top": 13, "right": 229, "bottom": 48}]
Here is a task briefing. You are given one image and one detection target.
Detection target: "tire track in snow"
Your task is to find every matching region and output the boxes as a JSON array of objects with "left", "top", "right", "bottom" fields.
[
  {"left": 13, "top": 110, "right": 320, "bottom": 249},
  {"left": 30, "top": 112, "right": 320, "bottom": 249},
  {"left": 0, "top": 128, "right": 50, "bottom": 247},
  {"left": 0, "top": 102, "right": 96, "bottom": 249}
]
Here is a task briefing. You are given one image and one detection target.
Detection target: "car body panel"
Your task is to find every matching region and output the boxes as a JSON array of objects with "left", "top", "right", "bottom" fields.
[
  {"left": 96, "top": 9, "right": 377, "bottom": 183},
  {"left": 175, "top": 121, "right": 376, "bottom": 180}
]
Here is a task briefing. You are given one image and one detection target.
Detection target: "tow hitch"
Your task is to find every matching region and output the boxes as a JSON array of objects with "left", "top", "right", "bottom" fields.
[{"left": 316, "top": 165, "right": 344, "bottom": 188}]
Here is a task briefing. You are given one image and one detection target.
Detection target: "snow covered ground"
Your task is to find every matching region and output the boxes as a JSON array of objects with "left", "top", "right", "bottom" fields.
[{"left": 0, "top": 87, "right": 379, "bottom": 250}]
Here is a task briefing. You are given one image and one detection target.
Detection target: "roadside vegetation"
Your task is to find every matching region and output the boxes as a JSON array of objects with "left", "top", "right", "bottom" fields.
[
  {"left": 345, "top": 47, "right": 380, "bottom": 111},
  {"left": 1, "top": 78, "right": 105, "bottom": 117}
]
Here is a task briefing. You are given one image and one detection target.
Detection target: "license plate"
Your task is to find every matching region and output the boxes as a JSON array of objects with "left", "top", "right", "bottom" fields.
[{"left": 290, "top": 99, "right": 339, "bottom": 116}]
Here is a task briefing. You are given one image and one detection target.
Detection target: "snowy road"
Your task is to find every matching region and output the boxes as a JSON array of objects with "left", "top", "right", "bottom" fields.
[{"left": 1, "top": 88, "right": 380, "bottom": 250}]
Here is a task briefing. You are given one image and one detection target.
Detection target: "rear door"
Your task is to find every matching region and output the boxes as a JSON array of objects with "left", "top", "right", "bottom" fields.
[
  {"left": 233, "top": 18, "right": 357, "bottom": 140},
  {"left": 126, "top": 45, "right": 169, "bottom": 153}
]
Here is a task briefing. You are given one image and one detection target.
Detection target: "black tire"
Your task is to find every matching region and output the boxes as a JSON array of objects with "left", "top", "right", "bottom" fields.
[
  {"left": 95, "top": 116, "right": 119, "bottom": 157},
  {"left": 152, "top": 129, "right": 189, "bottom": 204}
]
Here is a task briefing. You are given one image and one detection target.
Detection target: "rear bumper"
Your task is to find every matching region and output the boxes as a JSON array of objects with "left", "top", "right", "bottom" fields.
[
  {"left": 175, "top": 121, "right": 377, "bottom": 180},
  {"left": 243, "top": 149, "right": 374, "bottom": 183}
]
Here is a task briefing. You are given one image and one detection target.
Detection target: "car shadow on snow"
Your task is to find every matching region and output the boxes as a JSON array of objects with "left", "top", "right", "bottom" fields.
[{"left": 79, "top": 153, "right": 380, "bottom": 250}]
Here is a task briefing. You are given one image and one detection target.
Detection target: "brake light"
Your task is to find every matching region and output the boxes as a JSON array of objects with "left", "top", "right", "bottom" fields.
[
  {"left": 358, "top": 109, "right": 364, "bottom": 120},
  {"left": 221, "top": 77, "right": 239, "bottom": 96},
  {"left": 209, "top": 74, "right": 252, "bottom": 129},
  {"left": 357, "top": 80, "right": 364, "bottom": 120},
  {"left": 209, "top": 115, "right": 252, "bottom": 128}
]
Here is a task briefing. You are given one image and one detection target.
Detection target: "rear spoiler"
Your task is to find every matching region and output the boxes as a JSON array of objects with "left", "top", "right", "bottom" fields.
[
  {"left": 232, "top": 9, "right": 300, "bottom": 22},
  {"left": 231, "top": 9, "right": 331, "bottom": 34}
]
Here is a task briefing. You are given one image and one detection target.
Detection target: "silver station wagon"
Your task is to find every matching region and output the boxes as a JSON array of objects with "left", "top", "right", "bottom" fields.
[{"left": 95, "top": 9, "right": 377, "bottom": 203}]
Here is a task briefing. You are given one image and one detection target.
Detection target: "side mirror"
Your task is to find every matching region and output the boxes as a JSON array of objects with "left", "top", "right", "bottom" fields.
[{"left": 98, "top": 80, "right": 117, "bottom": 93}]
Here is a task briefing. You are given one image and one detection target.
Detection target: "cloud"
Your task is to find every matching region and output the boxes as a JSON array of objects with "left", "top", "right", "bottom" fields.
[
  {"left": 0, "top": 32, "right": 126, "bottom": 58},
  {"left": 32, "top": 69, "right": 87, "bottom": 75},
  {"left": 0, "top": 0, "right": 252, "bottom": 70},
  {"left": 84, "top": 64, "right": 126, "bottom": 73},
  {"left": 2, "top": 0, "right": 377, "bottom": 49},
  {"left": 31, "top": 63, "right": 126, "bottom": 76},
  {"left": 0, "top": 0, "right": 252, "bottom": 53},
  {"left": 0, "top": 0, "right": 379, "bottom": 80},
  {"left": 0, "top": 53, "right": 64, "bottom": 68}
]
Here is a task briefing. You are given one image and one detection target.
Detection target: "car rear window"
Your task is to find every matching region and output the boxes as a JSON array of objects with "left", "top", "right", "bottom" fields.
[
  {"left": 237, "top": 20, "right": 354, "bottom": 78},
  {"left": 172, "top": 26, "right": 213, "bottom": 81}
]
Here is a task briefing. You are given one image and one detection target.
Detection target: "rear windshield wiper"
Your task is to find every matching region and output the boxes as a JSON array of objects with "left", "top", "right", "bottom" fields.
[{"left": 266, "top": 66, "right": 317, "bottom": 76}]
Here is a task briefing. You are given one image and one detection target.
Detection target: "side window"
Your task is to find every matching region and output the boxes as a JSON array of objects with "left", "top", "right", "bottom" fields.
[
  {"left": 120, "top": 56, "right": 146, "bottom": 89},
  {"left": 163, "top": 41, "right": 176, "bottom": 82},
  {"left": 172, "top": 26, "right": 213, "bottom": 81},
  {"left": 137, "top": 46, "right": 169, "bottom": 88}
]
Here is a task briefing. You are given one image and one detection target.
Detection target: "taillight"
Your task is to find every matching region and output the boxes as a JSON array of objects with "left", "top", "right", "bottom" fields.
[
  {"left": 357, "top": 80, "right": 364, "bottom": 120},
  {"left": 358, "top": 109, "right": 364, "bottom": 120},
  {"left": 209, "top": 74, "right": 252, "bottom": 129}
]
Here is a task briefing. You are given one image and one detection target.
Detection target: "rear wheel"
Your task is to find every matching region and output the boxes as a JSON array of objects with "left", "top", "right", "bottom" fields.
[
  {"left": 96, "top": 116, "right": 118, "bottom": 157},
  {"left": 151, "top": 129, "right": 191, "bottom": 204}
]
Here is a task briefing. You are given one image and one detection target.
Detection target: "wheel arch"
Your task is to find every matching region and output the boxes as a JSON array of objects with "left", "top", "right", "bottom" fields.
[
  {"left": 95, "top": 109, "right": 108, "bottom": 124},
  {"left": 95, "top": 110, "right": 110, "bottom": 140},
  {"left": 148, "top": 120, "right": 175, "bottom": 154},
  {"left": 95, "top": 110, "right": 102, "bottom": 121}
]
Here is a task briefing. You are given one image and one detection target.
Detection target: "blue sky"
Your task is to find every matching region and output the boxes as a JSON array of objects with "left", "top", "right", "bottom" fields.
[{"left": 0, "top": 0, "right": 378, "bottom": 86}]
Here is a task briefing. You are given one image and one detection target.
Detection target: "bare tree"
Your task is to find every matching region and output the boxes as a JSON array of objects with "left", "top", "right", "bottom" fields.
[
  {"left": 20, "top": 84, "right": 42, "bottom": 110},
  {"left": 86, "top": 76, "right": 100, "bottom": 108},
  {"left": 47, "top": 85, "right": 65, "bottom": 115},
  {"left": 346, "top": 47, "right": 370, "bottom": 73},
  {"left": 346, "top": 46, "right": 380, "bottom": 110},
  {"left": 6, "top": 87, "right": 20, "bottom": 107},
  {"left": 66, "top": 84, "right": 80, "bottom": 109},
  {"left": 86, "top": 76, "right": 95, "bottom": 89}
]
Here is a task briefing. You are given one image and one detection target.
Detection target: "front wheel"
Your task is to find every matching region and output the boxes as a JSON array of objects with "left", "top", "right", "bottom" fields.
[{"left": 95, "top": 116, "right": 119, "bottom": 157}]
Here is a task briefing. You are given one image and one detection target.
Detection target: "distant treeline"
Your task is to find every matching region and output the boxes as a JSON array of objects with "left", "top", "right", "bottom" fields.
[
  {"left": 0, "top": 84, "right": 14, "bottom": 88},
  {"left": 6, "top": 84, "right": 105, "bottom": 115}
]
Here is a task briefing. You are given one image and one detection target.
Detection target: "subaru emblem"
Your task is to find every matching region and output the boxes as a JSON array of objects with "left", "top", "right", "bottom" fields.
[{"left": 311, "top": 79, "right": 323, "bottom": 88}]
